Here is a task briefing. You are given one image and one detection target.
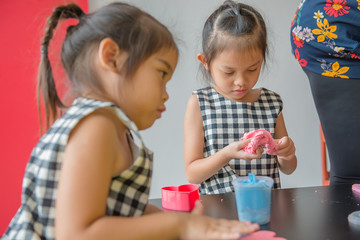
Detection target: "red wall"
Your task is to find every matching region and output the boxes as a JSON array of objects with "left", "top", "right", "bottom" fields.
[{"left": 0, "top": 0, "right": 88, "bottom": 234}]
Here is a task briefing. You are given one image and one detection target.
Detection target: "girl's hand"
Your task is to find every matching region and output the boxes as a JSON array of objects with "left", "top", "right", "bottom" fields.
[
  {"left": 180, "top": 201, "right": 259, "bottom": 239},
  {"left": 226, "top": 139, "right": 264, "bottom": 161},
  {"left": 275, "top": 136, "right": 296, "bottom": 161}
]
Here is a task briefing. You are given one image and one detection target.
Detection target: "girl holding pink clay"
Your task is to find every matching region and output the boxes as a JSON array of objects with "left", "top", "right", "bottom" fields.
[{"left": 184, "top": 0, "right": 297, "bottom": 195}]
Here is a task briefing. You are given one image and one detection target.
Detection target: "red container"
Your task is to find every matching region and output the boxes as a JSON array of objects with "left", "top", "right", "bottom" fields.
[{"left": 161, "top": 184, "right": 199, "bottom": 212}]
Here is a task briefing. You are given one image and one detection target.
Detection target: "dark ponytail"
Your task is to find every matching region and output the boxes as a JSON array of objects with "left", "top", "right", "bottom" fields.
[{"left": 37, "top": 4, "right": 85, "bottom": 132}]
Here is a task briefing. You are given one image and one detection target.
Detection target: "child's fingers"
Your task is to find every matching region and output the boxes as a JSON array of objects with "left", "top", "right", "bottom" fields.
[
  {"left": 247, "top": 147, "right": 263, "bottom": 158},
  {"left": 184, "top": 213, "right": 259, "bottom": 240},
  {"left": 279, "top": 136, "right": 291, "bottom": 146},
  {"left": 278, "top": 144, "right": 296, "bottom": 157},
  {"left": 228, "top": 220, "right": 259, "bottom": 236},
  {"left": 191, "top": 200, "right": 204, "bottom": 216},
  {"left": 238, "top": 138, "right": 252, "bottom": 148},
  {"left": 206, "top": 220, "right": 259, "bottom": 239},
  {"left": 275, "top": 137, "right": 289, "bottom": 151},
  {"left": 242, "top": 146, "right": 263, "bottom": 160},
  {"left": 255, "top": 146, "right": 264, "bottom": 156},
  {"left": 276, "top": 138, "right": 296, "bottom": 158}
]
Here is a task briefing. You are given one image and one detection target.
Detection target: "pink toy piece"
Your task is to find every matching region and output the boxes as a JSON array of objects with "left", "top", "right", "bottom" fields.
[
  {"left": 161, "top": 184, "right": 199, "bottom": 212},
  {"left": 241, "top": 129, "right": 278, "bottom": 155},
  {"left": 352, "top": 184, "right": 360, "bottom": 195},
  {"left": 242, "top": 230, "right": 287, "bottom": 240}
]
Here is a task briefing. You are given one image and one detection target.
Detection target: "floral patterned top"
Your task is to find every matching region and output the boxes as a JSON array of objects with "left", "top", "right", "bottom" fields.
[{"left": 290, "top": 0, "right": 360, "bottom": 79}]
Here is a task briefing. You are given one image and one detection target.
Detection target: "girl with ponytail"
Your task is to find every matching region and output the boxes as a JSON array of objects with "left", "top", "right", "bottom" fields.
[
  {"left": 3, "top": 2, "right": 258, "bottom": 240},
  {"left": 184, "top": 0, "right": 297, "bottom": 195}
]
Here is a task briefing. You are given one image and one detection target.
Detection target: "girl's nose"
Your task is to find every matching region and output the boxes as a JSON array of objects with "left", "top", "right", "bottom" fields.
[
  {"left": 234, "top": 75, "right": 245, "bottom": 86},
  {"left": 163, "top": 90, "right": 169, "bottom": 102}
]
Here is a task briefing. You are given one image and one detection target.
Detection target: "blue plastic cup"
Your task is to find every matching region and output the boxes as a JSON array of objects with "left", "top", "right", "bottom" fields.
[{"left": 232, "top": 173, "right": 274, "bottom": 225}]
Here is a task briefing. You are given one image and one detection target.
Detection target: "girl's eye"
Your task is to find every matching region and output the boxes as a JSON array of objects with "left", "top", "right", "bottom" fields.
[
  {"left": 160, "top": 71, "right": 167, "bottom": 78},
  {"left": 248, "top": 68, "right": 258, "bottom": 72},
  {"left": 224, "top": 72, "right": 234, "bottom": 75}
]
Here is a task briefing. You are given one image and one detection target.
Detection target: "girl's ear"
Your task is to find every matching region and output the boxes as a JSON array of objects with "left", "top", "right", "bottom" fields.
[
  {"left": 98, "top": 38, "right": 122, "bottom": 73},
  {"left": 197, "top": 53, "right": 209, "bottom": 70}
]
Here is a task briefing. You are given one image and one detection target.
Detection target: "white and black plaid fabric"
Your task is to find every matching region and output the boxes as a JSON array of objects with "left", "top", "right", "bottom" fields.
[
  {"left": 194, "top": 87, "right": 283, "bottom": 195},
  {"left": 3, "top": 98, "right": 153, "bottom": 240}
]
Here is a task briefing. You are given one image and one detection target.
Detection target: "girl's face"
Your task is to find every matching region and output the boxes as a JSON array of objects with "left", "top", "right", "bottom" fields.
[
  {"left": 119, "top": 47, "right": 178, "bottom": 130},
  {"left": 208, "top": 48, "right": 263, "bottom": 102}
]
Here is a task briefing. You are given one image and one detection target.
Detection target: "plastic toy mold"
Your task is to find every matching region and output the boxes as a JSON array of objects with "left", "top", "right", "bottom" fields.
[{"left": 161, "top": 184, "right": 199, "bottom": 212}]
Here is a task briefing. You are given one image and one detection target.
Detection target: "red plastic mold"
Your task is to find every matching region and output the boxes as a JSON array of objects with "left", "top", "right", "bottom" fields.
[{"left": 161, "top": 184, "right": 199, "bottom": 212}]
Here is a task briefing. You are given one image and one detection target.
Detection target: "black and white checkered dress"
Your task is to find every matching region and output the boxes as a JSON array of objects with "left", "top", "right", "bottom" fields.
[
  {"left": 194, "top": 87, "right": 282, "bottom": 195},
  {"left": 3, "top": 98, "right": 153, "bottom": 240}
]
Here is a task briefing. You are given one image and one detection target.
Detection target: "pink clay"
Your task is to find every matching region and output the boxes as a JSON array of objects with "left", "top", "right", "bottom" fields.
[
  {"left": 241, "top": 129, "right": 278, "bottom": 155},
  {"left": 242, "top": 230, "right": 287, "bottom": 240},
  {"left": 352, "top": 184, "right": 360, "bottom": 195}
]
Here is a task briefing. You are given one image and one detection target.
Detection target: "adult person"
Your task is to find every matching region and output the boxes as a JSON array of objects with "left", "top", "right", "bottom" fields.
[{"left": 290, "top": 0, "right": 360, "bottom": 185}]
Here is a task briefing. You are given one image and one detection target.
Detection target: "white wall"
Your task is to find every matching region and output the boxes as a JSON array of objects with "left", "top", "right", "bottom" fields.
[{"left": 89, "top": 0, "right": 322, "bottom": 199}]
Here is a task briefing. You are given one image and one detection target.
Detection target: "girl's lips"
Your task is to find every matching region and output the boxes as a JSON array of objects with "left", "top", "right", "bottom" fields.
[
  {"left": 234, "top": 89, "right": 247, "bottom": 94},
  {"left": 157, "top": 108, "right": 166, "bottom": 118},
  {"left": 158, "top": 108, "right": 166, "bottom": 113}
]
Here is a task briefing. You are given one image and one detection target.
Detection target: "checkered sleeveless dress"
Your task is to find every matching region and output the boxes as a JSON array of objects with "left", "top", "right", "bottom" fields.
[
  {"left": 194, "top": 87, "right": 282, "bottom": 195},
  {"left": 3, "top": 98, "right": 153, "bottom": 240}
]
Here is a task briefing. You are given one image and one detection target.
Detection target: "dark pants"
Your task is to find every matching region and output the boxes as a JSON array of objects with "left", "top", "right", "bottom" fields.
[{"left": 304, "top": 68, "right": 360, "bottom": 185}]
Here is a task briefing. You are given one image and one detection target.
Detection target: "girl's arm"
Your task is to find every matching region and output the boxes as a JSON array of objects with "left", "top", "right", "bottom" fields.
[
  {"left": 56, "top": 108, "right": 259, "bottom": 240},
  {"left": 184, "top": 95, "right": 262, "bottom": 184},
  {"left": 144, "top": 204, "right": 162, "bottom": 214},
  {"left": 274, "top": 112, "right": 297, "bottom": 175}
]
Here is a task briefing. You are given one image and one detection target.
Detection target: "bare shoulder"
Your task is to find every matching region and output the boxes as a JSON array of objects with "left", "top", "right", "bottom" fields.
[
  {"left": 68, "top": 107, "right": 122, "bottom": 144},
  {"left": 185, "top": 94, "right": 202, "bottom": 120},
  {"left": 185, "top": 94, "right": 200, "bottom": 112},
  {"left": 65, "top": 107, "right": 128, "bottom": 164},
  {"left": 64, "top": 107, "right": 128, "bottom": 177},
  {"left": 184, "top": 94, "right": 204, "bottom": 137}
]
